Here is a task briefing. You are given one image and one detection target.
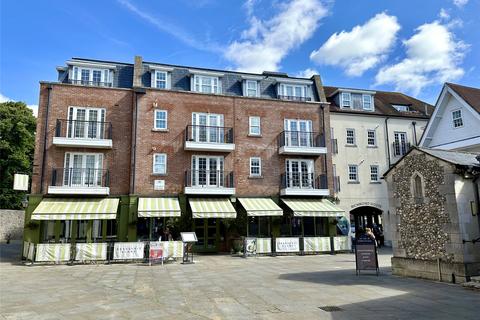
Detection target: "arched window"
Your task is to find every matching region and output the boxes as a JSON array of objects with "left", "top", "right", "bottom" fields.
[{"left": 413, "top": 174, "right": 424, "bottom": 204}]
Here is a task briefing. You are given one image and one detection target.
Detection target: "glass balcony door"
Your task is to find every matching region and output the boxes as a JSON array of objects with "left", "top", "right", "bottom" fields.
[
  {"left": 192, "top": 155, "right": 224, "bottom": 187},
  {"left": 63, "top": 153, "right": 103, "bottom": 187},
  {"left": 192, "top": 113, "right": 224, "bottom": 143},
  {"left": 286, "top": 159, "right": 314, "bottom": 188},
  {"left": 284, "top": 119, "right": 312, "bottom": 147},
  {"left": 67, "top": 107, "right": 106, "bottom": 139}
]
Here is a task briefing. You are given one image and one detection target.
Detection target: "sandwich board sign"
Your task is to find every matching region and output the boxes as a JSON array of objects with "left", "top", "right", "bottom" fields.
[{"left": 355, "top": 234, "right": 379, "bottom": 275}]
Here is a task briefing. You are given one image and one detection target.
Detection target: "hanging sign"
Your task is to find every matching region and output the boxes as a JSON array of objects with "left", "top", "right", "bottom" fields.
[
  {"left": 355, "top": 234, "right": 379, "bottom": 275},
  {"left": 13, "top": 174, "right": 29, "bottom": 191},
  {"left": 113, "top": 242, "right": 145, "bottom": 260},
  {"left": 275, "top": 237, "right": 300, "bottom": 253}
]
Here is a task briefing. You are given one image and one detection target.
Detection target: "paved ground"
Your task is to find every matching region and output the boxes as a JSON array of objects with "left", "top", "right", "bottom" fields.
[{"left": 0, "top": 241, "right": 478, "bottom": 320}]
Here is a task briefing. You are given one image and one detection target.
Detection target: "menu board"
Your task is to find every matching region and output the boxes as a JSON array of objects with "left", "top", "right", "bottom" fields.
[{"left": 355, "top": 234, "right": 379, "bottom": 275}]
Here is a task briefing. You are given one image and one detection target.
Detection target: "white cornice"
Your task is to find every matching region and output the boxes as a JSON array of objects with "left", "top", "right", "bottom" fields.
[
  {"left": 67, "top": 60, "right": 116, "bottom": 69},
  {"left": 148, "top": 65, "right": 174, "bottom": 72},
  {"left": 188, "top": 69, "right": 225, "bottom": 77},
  {"left": 330, "top": 88, "right": 376, "bottom": 96},
  {"left": 273, "top": 77, "right": 313, "bottom": 85}
]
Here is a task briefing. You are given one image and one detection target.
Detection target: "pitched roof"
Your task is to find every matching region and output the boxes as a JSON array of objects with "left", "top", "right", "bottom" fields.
[
  {"left": 324, "top": 86, "right": 434, "bottom": 119},
  {"left": 383, "top": 147, "right": 480, "bottom": 177},
  {"left": 446, "top": 83, "right": 480, "bottom": 114}
]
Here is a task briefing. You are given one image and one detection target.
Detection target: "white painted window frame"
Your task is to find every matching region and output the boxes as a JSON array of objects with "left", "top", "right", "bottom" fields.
[
  {"left": 346, "top": 128, "right": 356, "bottom": 145},
  {"left": 249, "top": 116, "right": 261, "bottom": 136},
  {"left": 245, "top": 80, "right": 259, "bottom": 97},
  {"left": 153, "top": 153, "right": 167, "bottom": 175},
  {"left": 367, "top": 129, "right": 376, "bottom": 146},
  {"left": 73, "top": 66, "right": 111, "bottom": 84},
  {"left": 362, "top": 94, "right": 373, "bottom": 110},
  {"left": 348, "top": 164, "right": 358, "bottom": 182},
  {"left": 192, "top": 75, "right": 220, "bottom": 94},
  {"left": 452, "top": 109, "right": 463, "bottom": 128},
  {"left": 154, "top": 109, "right": 168, "bottom": 130},
  {"left": 250, "top": 157, "right": 262, "bottom": 177},
  {"left": 370, "top": 165, "right": 379, "bottom": 182},
  {"left": 341, "top": 92, "right": 351, "bottom": 108}
]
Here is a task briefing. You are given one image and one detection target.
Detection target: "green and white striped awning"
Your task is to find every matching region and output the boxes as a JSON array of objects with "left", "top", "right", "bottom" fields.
[
  {"left": 238, "top": 198, "right": 283, "bottom": 217},
  {"left": 281, "top": 199, "right": 345, "bottom": 217},
  {"left": 31, "top": 198, "right": 119, "bottom": 220},
  {"left": 189, "top": 198, "right": 236, "bottom": 219},
  {"left": 138, "top": 197, "right": 181, "bottom": 217}
]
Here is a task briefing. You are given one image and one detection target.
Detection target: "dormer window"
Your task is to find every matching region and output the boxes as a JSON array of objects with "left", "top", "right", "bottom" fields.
[
  {"left": 192, "top": 75, "right": 221, "bottom": 94},
  {"left": 72, "top": 66, "right": 112, "bottom": 87},
  {"left": 341, "top": 92, "right": 351, "bottom": 108},
  {"left": 154, "top": 71, "right": 167, "bottom": 89},
  {"left": 278, "top": 84, "right": 310, "bottom": 101},
  {"left": 339, "top": 91, "right": 374, "bottom": 111},
  {"left": 363, "top": 94, "right": 373, "bottom": 110},
  {"left": 245, "top": 80, "right": 259, "bottom": 97},
  {"left": 149, "top": 65, "right": 173, "bottom": 89},
  {"left": 393, "top": 105, "right": 410, "bottom": 112}
]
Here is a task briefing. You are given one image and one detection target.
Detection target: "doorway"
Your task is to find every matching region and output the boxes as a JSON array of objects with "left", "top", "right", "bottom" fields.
[{"left": 193, "top": 218, "right": 219, "bottom": 252}]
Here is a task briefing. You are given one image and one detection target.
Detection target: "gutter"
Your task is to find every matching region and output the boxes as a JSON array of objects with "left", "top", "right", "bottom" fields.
[{"left": 40, "top": 85, "right": 52, "bottom": 194}]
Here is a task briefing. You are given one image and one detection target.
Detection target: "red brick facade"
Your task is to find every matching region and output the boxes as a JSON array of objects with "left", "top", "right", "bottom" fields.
[{"left": 32, "top": 83, "right": 333, "bottom": 198}]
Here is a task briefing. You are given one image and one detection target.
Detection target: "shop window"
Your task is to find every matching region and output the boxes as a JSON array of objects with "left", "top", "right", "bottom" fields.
[
  {"left": 76, "top": 220, "right": 88, "bottom": 242},
  {"left": 92, "top": 220, "right": 103, "bottom": 242},
  {"left": 42, "top": 221, "right": 56, "bottom": 243},
  {"left": 106, "top": 219, "right": 117, "bottom": 239},
  {"left": 60, "top": 221, "right": 72, "bottom": 243},
  {"left": 303, "top": 217, "right": 315, "bottom": 236}
]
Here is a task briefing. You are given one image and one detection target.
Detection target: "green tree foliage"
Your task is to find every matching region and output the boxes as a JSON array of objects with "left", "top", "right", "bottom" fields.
[{"left": 0, "top": 101, "right": 36, "bottom": 209}]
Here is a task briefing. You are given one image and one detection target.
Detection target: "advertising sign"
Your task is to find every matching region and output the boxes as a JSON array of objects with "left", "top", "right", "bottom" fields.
[
  {"left": 244, "top": 237, "right": 257, "bottom": 257},
  {"left": 275, "top": 237, "right": 300, "bottom": 253},
  {"left": 149, "top": 241, "right": 163, "bottom": 264},
  {"left": 355, "top": 234, "right": 379, "bottom": 275},
  {"left": 113, "top": 242, "right": 145, "bottom": 260}
]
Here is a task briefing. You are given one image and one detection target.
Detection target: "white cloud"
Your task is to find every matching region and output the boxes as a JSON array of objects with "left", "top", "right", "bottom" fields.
[
  {"left": 295, "top": 68, "right": 319, "bottom": 78},
  {"left": 310, "top": 12, "right": 400, "bottom": 76},
  {"left": 453, "top": 0, "right": 468, "bottom": 8},
  {"left": 224, "top": 0, "right": 329, "bottom": 72},
  {"left": 0, "top": 93, "right": 38, "bottom": 117},
  {"left": 439, "top": 8, "right": 450, "bottom": 20},
  {"left": 375, "top": 21, "right": 468, "bottom": 96}
]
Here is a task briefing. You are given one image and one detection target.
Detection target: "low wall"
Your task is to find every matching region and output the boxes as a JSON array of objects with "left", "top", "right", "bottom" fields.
[
  {"left": 392, "top": 257, "right": 480, "bottom": 284},
  {"left": 0, "top": 209, "right": 25, "bottom": 241}
]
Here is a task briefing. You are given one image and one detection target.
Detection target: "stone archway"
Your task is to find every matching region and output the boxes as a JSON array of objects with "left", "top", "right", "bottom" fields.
[{"left": 350, "top": 206, "right": 383, "bottom": 236}]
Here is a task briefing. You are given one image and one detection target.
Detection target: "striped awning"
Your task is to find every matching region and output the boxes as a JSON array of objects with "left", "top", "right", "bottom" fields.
[
  {"left": 281, "top": 199, "right": 345, "bottom": 217},
  {"left": 238, "top": 198, "right": 283, "bottom": 217},
  {"left": 138, "top": 197, "right": 181, "bottom": 217},
  {"left": 31, "top": 198, "right": 119, "bottom": 220},
  {"left": 189, "top": 198, "right": 236, "bottom": 219}
]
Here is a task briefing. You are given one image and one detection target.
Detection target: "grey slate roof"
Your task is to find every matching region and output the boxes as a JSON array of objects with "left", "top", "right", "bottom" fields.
[{"left": 418, "top": 148, "right": 480, "bottom": 167}]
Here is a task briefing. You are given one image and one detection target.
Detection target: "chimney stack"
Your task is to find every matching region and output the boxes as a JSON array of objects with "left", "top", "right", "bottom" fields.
[{"left": 133, "top": 55, "right": 143, "bottom": 88}]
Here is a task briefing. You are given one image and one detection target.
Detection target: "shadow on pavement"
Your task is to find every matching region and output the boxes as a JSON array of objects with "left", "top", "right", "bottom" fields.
[{"left": 0, "top": 240, "right": 23, "bottom": 265}]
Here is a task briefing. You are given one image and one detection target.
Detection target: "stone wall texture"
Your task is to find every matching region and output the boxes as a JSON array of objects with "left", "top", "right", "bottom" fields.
[
  {"left": 391, "top": 152, "right": 453, "bottom": 262},
  {"left": 0, "top": 210, "right": 24, "bottom": 240}
]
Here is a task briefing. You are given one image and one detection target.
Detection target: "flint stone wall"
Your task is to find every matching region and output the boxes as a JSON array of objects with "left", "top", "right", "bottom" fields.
[
  {"left": 0, "top": 209, "right": 24, "bottom": 241},
  {"left": 391, "top": 152, "right": 454, "bottom": 262}
]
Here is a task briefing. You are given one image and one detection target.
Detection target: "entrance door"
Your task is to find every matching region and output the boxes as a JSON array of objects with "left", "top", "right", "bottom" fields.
[
  {"left": 193, "top": 218, "right": 219, "bottom": 252},
  {"left": 64, "top": 153, "right": 103, "bottom": 187},
  {"left": 67, "top": 107, "right": 106, "bottom": 139},
  {"left": 191, "top": 156, "right": 224, "bottom": 187},
  {"left": 284, "top": 119, "right": 312, "bottom": 147},
  {"left": 192, "top": 113, "right": 224, "bottom": 143},
  {"left": 286, "top": 159, "right": 314, "bottom": 188}
]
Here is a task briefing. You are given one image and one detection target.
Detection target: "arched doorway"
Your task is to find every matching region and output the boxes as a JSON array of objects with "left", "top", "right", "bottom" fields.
[{"left": 350, "top": 206, "right": 383, "bottom": 237}]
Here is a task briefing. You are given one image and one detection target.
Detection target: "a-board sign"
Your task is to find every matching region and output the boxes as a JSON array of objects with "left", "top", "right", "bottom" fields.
[
  {"left": 181, "top": 232, "right": 198, "bottom": 243},
  {"left": 149, "top": 241, "right": 163, "bottom": 265},
  {"left": 355, "top": 234, "right": 379, "bottom": 275},
  {"left": 244, "top": 237, "right": 257, "bottom": 257}
]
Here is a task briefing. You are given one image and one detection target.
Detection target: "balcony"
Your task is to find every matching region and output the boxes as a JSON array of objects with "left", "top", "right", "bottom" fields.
[
  {"left": 184, "top": 125, "right": 235, "bottom": 152},
  {"left": 280, "top": 173, "right": 329, "bottom": 196},
  {"left": 392, "top": 141, "right": 411, "bottom": 157},
  {"left": 53, "top": 119, "right": 113, "bottom": 149},
  {"left": 184, "top": 170, "right": 235, "bottom": 195},
  {"left": 68, "top": 79, "right": 113, "bottom": 87},
  {"left": 278, "top": 131, "right": 327, "bottom": 155},
  {"left": 277, "top": 95, "right": 312, "bottom": 102},
  {"left": 48, "top": 168, "right": 110, "bottom": 195}
]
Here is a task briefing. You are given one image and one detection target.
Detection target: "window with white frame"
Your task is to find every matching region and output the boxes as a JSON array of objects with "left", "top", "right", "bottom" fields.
[
  {"left": 63, "top": 153, "right": 103, "bottom": 187},
  {"left": 250, "top": 157, "right": 262, "bottom": 176},
  {"left": 363, "top": 94, "right": 373, "bottom": 110},
  {"left": 367, "top": 129, "right": 376, "bottom": 146},
  {"left": 249, "top": 116, "right": 261, "bottom": 136},
  {"left": 155, "top": 71, "right": 167, "bottom": 89},
  {"left": 154, "top": 110, "right": 168, "bottom": 130},
  {"left": 348, "top": 165, "right": 358, "bottom": 182},
  {"left": 341, "top": 92, "right": 351, "bottom": 108},
  {"left": 72, "top": 66, "right": 111, "bottom": 86},
  {"left": 278, "top": 83, "right": 308, "bottom": 100},
  {"left": 193, "top": 75, "right": 220, "bottom": 94},
  {"left": 346, "top": 129, "right": 356, "bottom": 145},
  {"left": 393, "top": 104, "right": 410, "bottom": 112},
  {"left": 245, "top": 80, "right": 259, "bottom": 97},
  {"left": 153, "top": 153, "right": 167, "bottom": 174},
  {"left": 370, "top": 165, "right": 379, "bottom": 182},
  {"left": 452, "top": 109, "right": 463, "bottom": 128}
]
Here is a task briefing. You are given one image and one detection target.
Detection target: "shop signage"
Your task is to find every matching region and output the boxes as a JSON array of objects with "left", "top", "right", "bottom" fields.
[
  {"left": 355, "top": 234, "right": 379, "bottom": 275},
  {"left": 149, "top": 241, "right": 163, "bottom": 265},
  {"left": 351, "top": 202, "right": 382, "bottom": 209},
  {"left": 154, "top": 180, "right": 165, "bottom": 190},
  {"left": 113, "top": 242, "right": 145, "bottom": 260},
  {"left": 275, "top": 237, "right": 300, "bottom": 253}
]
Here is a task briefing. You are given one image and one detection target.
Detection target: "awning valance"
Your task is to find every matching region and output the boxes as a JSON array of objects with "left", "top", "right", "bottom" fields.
[
  {"left": 31, "top": 198, "right": 119, "bottom": 220},
  {"left": 189, "top": 198, "right": 236, "bottom": 219},
  {"left": 238, "top": 198, "right": 283, "bottom": 216},
  {"left": 281, "top": 199, "right": 345, "bottom": 217},
  {"left": 138, "top": 197, "right": 181, "bottom": 217}
]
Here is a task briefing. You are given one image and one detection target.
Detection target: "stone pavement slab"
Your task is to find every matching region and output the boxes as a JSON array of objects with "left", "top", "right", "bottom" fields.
[{"left": 0, "top": 243, "right": 478, "bottom": 319}]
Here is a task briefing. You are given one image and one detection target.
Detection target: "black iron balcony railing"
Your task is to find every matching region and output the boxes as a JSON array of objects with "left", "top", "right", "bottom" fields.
[
  {"left": 68, "top": 79, "right": 113, "bottom": 87},
  {"left": 392, "top": 141, "right": 411, "bottom": 157},
  {"left": 185, "top": 170, "right": 234, "bottom": 188},
  {"left": 333, "top": 176, "right": 341, "bottom": 193},
  {"left": 185, "top": 125, "right": 234, "bottom": 144},
  {"left": 278, "top": 131, "right": 325, "bottom": 148},
  {"left": 281, "top": 173, "right": 328, "bottom": 189},
  {"left": 331, "top": 138, "right": 338, "bottom": 154},
  {"left": 55, "top": 119, "right": 112, "bottom": 140},
  {"left": 277, "top": 95, "right": 312, "bottom": 102},
  {"left": 51, "top": 168, "right": 110, "bottom": 188}
]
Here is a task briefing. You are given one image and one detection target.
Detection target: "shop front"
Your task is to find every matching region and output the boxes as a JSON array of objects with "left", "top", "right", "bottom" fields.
[{"left": 136, "top": 197, "right": 181, "bottom": 241}]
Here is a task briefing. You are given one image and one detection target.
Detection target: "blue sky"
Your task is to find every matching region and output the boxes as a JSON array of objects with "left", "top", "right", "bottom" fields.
[{"left": 1, "top": 0, "right": 479, "bottom": 115}]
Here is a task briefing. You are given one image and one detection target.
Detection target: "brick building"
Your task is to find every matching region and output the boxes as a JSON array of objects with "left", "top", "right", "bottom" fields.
[{"left": 25, "top": 56, "right": 350, "bottom": 254}]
